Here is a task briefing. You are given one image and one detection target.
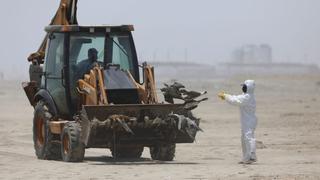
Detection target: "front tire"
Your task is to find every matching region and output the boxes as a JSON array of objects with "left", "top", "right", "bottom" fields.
[
  {"left": 61, "top": 122, "right": 85, "bottom": 162},
  {"left": 150, "top": 144, "right": 176, "bottom": 161},
  {"left": 33, "top": 101, "right": 61, "bottom": 160}
]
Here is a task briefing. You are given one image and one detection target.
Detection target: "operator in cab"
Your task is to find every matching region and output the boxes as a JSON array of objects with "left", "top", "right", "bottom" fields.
[{"left": 76, "top": 48, "right": 99, "bottom": 79}]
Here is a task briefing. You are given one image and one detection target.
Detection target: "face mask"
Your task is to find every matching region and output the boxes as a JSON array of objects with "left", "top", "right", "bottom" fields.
[{"left": 242, "top": 84, "right": 247, "bottom": 93}]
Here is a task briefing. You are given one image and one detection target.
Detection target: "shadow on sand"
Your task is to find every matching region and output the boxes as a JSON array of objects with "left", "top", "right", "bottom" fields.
[{"left": 84, "top": 156, "right": 200, "bottom": 166}]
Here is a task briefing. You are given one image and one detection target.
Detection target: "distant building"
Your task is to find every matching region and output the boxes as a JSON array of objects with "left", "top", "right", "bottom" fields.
[
  {"left": 232, "top": 44, "right": 272, "bottom": 64},
  {"left": 259, "top": 44, "right": 272, "bottom": 63}
]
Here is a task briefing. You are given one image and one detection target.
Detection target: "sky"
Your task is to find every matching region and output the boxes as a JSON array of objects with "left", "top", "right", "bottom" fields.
[{"left": 0, "top": 0, "right": 319, "bottom": 79}]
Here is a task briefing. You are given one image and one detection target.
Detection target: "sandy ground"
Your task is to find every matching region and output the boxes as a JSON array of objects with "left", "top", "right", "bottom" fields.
[{"left": 0, "top": 74, "right": 320, "bottom": 180}]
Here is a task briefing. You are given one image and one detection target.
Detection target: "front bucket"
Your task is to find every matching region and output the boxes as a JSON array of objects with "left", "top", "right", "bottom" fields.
[
  {"left": 82, "top": 104, "right": 185, "bottom": 121},
  {"left": 80, "top": 104, "right": 197, "bottom": 147}
]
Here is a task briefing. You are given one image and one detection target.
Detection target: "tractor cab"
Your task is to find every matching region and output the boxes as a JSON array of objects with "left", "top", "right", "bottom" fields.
[{"left": 39, "top": 25, "right": 140, "bottom": 117}]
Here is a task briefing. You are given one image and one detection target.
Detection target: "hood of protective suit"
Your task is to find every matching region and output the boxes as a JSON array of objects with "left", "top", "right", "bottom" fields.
[{"left": 243, "top": 80, "right": 255, "bottom": 94}]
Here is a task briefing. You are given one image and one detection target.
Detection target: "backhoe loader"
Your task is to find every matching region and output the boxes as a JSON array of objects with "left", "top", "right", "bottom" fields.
[{"left": 22, "top": 0, "right": 206, "bottom": 162}]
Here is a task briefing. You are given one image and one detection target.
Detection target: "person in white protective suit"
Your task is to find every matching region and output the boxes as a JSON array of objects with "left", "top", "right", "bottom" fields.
[{"left": 218, "top": 80, "right": 257, "bottom": 164}]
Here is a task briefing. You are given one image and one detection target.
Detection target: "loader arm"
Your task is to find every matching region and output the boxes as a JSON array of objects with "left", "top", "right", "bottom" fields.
[
  {"left": 128, "top": 64, "right": 158, "bottom": 104},
  {"left": 78, "top": 64, "right": 158, "bottom": 106},
  {"left": 28, "top": 0, "right": 79, "bottom": 63},
  {"left": 78, "top": 66, "right": 108, "bottom": 106}
]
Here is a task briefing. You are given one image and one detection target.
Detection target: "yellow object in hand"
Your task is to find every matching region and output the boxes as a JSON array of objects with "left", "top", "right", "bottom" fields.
[{"left": 218, "top": 91, "right": 226, "bottom": 100}]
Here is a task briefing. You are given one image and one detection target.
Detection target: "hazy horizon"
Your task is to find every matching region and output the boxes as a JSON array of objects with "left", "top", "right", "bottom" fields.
[{"left": 0, "top": 0, "right": 319, "bottom": 79}]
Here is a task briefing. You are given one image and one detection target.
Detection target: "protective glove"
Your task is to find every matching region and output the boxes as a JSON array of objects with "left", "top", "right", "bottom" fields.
[{"left": 217, "top": 91, "right": 226, "bottom": 100}]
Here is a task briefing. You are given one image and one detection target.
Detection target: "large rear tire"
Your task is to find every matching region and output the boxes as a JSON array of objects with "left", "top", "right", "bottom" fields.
[
  {"left": 33, "top": 101, "right": 61, "bottom": 160},
  {"left": 61, "top": 122, "right": 85, "bottom": 162},
  {"left": 111, "top": 146, "right": 144, "bottom": 159},
  {"left": 150, "top": 144, "right": 176, "bottom": 161}
]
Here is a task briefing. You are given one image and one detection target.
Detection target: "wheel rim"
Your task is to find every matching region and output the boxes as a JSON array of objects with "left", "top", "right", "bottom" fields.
[
  {"left": 36, "top": 117, "right": 45, "bottom": 146},
  {"left": 63, "top": 134, "right": 70, "bottom": 155}
]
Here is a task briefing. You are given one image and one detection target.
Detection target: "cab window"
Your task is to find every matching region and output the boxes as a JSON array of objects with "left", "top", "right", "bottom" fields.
[{"left": 106, "top": 34, "right": 135, "bottom": 76}]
